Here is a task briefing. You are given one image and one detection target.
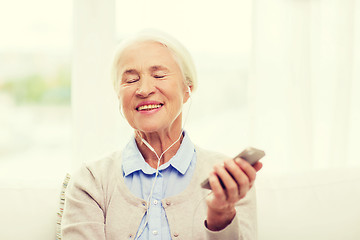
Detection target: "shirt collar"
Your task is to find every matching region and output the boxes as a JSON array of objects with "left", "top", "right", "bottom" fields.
[{"left": 122, "top": 131, "right": 195, "bottom": 176}]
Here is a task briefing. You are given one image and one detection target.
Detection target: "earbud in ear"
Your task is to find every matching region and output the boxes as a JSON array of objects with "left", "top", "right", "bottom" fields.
[{"left": 187, "top": 86, "right": 191, "bottom": 97}]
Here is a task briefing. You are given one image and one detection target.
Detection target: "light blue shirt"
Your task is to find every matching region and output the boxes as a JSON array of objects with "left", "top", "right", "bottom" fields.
[{"left": 122, "top": 131, "right": 197, "bottom": 240}]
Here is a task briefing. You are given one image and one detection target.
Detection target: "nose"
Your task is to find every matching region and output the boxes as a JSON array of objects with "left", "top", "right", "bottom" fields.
[{"left": 135, "top": 76, "right": 155, "bottom": 98}]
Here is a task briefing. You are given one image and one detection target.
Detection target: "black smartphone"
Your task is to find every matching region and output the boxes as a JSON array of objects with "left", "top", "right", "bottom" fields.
[{"left": 200, "top": 147, "right": 265, "bottom": 190}]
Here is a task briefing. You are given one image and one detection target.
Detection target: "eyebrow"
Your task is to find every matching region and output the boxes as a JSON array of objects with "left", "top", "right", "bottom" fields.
[
  {"left": 150, "top": 65, "right": 169, "bottom": 72},
  {"left": 121, "top": 65, "right": 169, "bottom": 77},
  {"left": 122, "top": 69, "right": 138, "bottom": 75}
]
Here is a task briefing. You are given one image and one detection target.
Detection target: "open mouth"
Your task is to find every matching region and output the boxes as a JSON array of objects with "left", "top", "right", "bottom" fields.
[{"left": 136, "top": 104, "right": 164, "bottom": 111}]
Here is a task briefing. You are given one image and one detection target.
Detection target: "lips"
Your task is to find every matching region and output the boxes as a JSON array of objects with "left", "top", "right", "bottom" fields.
[{"left": 136, "top": 101, "right": 164, "bottom": 111}]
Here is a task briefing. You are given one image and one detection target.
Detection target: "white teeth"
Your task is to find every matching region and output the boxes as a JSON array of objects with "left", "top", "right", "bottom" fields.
[{"left": 138, "top": 104, "right": 162, "bottom": 111}]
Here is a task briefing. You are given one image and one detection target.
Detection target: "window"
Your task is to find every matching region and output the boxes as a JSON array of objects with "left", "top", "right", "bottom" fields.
[{"left": 0, "top": 0, "right": 72, "bottom": 185}]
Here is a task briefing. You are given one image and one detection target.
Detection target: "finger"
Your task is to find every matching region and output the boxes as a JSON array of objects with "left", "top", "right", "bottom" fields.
[
  {"left": 253, "top": 161, "right": 263, "bottom": 172},
  {"left": 224, "top": 158, "right": 250, "bottom": 199},
  {"left": 214, "top": 163, "right": 239, "bottom": 202},
  {"left": 223, "top": 158, "right": 246, "bottom": 190},
  {"left": 235, "top": 158, "right": 257, "bottom": 188},
  {"left": 208, "top": 172, "right": 226, "bottom": 202},
  {"left": 223, "top": 159, "right": 249, "bottom": 198}
]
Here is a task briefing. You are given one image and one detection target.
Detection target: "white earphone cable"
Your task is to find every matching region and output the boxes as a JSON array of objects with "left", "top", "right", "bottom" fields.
[{"left": 134, "top": 86, "right": 192, "bottom": 239}]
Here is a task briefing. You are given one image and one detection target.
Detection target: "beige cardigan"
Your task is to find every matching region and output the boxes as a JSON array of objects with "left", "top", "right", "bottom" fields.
[{"left": 61, "top": 147, "right": 257, "bottom": 240}]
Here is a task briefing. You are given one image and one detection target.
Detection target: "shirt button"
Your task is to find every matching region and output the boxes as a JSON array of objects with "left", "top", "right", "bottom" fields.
[
  {"left": 166, "top": 201, "right": 171, "bottom": 206},
  {"left": 173, "top": 233, "right": 179, "bottom": 237},
  {"left": 153, "top": 199, "right": 158, "bottom": 205},
  {"left": 152, "top": 230, "right": 158, "bottom": 235},
  {"left": 128, "top": 233, "right": 133, "bottom": 238}
]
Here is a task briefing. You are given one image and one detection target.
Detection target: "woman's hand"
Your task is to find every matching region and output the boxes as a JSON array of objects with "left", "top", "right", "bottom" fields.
[{"left": 205, "top": 158, "right": 263, "bottom": 231}]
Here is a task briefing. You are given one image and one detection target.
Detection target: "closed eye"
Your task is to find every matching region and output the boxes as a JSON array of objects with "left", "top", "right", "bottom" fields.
[
  {"left": 122, "top": 70, "right": 140, "bottom": 83},
  {"left": 153, "top": 75, "right": 165, "bottom": 79},
  {"left": 126, "top": 78, "right": 139, "bottom": 83},
  {"left": 151, "top": 66, "right": 168, "bottom": 79}
]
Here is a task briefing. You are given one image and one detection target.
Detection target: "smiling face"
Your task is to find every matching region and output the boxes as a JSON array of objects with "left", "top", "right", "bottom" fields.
[{"left": 117, "top": 41, "right": 190, "bottom": 134}]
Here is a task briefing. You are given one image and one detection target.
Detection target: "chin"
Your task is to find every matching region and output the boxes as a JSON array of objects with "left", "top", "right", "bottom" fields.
[
  {"left": 134, "top": 121, "right": 165, "bottom": 134},
  {"left": 131, "top": 115, "right": 181, "bottom": 134}
]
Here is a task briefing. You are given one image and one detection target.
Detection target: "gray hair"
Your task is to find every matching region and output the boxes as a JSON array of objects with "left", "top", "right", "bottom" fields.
[{"left": 111, "top": 29, "right": 197, "bottom": 94}]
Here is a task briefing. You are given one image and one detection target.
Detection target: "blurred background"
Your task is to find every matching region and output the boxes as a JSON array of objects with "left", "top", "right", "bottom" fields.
[
  {"left": 0, "top": 0, "right": 72, "bottom": 185},
  {"left": 0, "top": 0, "right": 359, "bottom": 239}
]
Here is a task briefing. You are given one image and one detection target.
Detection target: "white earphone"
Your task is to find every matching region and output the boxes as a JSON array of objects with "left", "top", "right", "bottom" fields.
[{"left": 134, "top": 85, "right": 192, "bottom": 240}]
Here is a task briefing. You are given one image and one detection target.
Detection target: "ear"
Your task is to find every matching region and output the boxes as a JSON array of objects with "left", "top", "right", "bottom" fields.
[{"left": 183, "top": 85, "right": 192, "bottom": 103}]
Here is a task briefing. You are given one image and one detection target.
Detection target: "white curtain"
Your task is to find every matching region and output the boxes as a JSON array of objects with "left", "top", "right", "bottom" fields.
[
  {"left": 249, "top": 0, "right": 360, "bottom": 172},
  {"left": 72, "top": 0, "right": 124, "bottom": 169}
]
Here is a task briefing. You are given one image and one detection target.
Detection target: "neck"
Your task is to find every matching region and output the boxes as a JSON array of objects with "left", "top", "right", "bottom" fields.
[{"left": 135, "top": 129, "right": 183, "bottom": 168}]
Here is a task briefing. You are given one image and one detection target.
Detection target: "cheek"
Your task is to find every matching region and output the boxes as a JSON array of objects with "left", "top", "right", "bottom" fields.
[
  {"left": 168, "top": 91, "right": 185, "bottom": 113},
  {"left": 118, "top": 91, "right": 134, "bottom": 118},
  {"left": 119, "top": 86, "right": 133, "bottom": 104},
  {"left": 119, "top": 93, "right": 135, "bottom": 125}
]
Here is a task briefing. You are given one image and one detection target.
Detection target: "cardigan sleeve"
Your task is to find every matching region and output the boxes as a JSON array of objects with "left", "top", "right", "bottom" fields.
[
  {"left": 204, "top": 186, "right": 258, "bottom": 240},
  {"left": 61, "top": 164, "right": 106, "bottom": 240}
]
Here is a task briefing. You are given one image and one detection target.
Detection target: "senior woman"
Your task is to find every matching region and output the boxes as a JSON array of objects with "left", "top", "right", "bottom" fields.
[{"left": 61, "top": 31, "right": 262, "bottom": 240}]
